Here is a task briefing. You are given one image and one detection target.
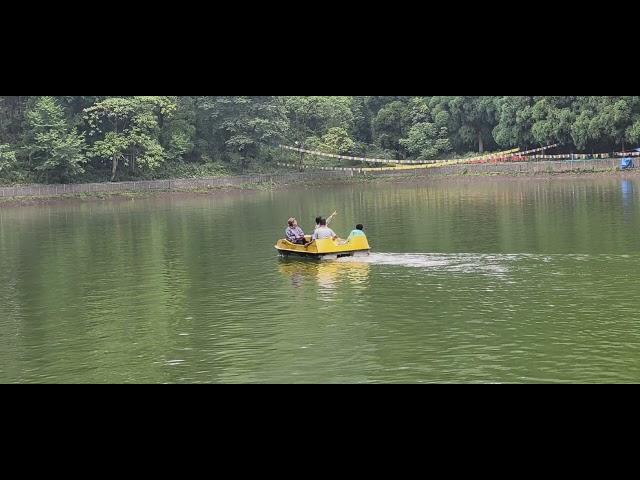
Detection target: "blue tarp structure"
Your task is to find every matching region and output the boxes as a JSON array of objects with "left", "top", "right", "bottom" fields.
[{"left": 621, "top": 158, "right": 634, "bottom": 170}]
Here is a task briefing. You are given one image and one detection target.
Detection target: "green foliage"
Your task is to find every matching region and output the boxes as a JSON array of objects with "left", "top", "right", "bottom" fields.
[
  {"left": 2, "top": 96, "right": 640, "bottom": 184},
  {"left": 0, "top": 144, "right": 17, "bottom": 173},
  {"left": 400, "top": 123, "right": 451, "bottom": 159},
  {"left": 201, "top": 96, "right": 287, "bottom": 172},
  {"left": 570, "top": 97, "right": 635, "bottom": 149},
  {"left": 428, "top": 96, "right": 498, "bottom": 153},
  {"left": 627, "top": 119, "right": 640, "bottom": 144},
  {"left": 318, "top": 127, "right": 355, "bottom": 154},
  {"left": 24, "top": 96, "right": 86, "bottom": 182},
  {"left": 283, "top": 96, "right": 354, "bottom": 147},
  {"left": 373, "top": 100, "right": 411, "bottom": 156},
  {"left": 85, "top": 96, "right": 177, "bottom": 179},
  {"left": 493, "top": 96, "right": 536, "bottom": 147}
]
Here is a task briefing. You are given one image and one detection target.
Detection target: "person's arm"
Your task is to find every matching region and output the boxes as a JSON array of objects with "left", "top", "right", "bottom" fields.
[{"left": 326, "top": 211, "right": 337, "bottom": 225}]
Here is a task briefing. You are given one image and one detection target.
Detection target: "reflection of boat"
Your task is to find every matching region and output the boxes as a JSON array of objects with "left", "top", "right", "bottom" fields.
[
  {"left": 278, "top": 258, "right": 370, "bottom": 289},
  {"left": 275, "top": 236, "right": 371, "bottom": 260}
]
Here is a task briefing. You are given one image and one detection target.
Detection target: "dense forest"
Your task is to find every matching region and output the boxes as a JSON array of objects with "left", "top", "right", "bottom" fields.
[{"left": 1, "top": 96, "right": 640, "bottom": 184}]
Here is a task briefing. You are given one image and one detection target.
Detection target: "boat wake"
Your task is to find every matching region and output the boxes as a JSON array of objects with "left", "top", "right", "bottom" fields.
[
  {"left": 337, "top": 252, "right": 638, "bottom": 275},
  {"left": 337, "top": 253, "right": 514, "bottom": 275}
]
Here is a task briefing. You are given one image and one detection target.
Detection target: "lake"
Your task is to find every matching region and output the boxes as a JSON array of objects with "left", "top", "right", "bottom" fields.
[{"left": 2, "top": 176, "right": 640, "bottom": 383}]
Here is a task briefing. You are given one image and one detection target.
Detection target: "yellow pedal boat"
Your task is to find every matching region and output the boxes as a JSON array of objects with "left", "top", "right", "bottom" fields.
[{"left": 275, "top": 235, "right": 371, "bottom": 260}]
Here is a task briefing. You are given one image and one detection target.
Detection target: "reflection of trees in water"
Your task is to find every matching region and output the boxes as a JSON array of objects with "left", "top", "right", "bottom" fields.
[{"left": 278, "top": 259, "right": 370, "bottom": 295}]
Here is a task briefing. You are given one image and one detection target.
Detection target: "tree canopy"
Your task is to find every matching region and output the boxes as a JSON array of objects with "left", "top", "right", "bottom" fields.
[{"left": 1, "top": 96, "right": 640, "bottom": 183}]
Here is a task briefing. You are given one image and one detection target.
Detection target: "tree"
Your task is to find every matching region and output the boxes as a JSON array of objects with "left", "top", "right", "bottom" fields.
[
  {"left": 283, "top": 96, "right": 353, "bottom": 146},
  {"left": 400, "top": 123, "right": 451, "bottom": 160},
  {"left": 201, "top": 96, "right": 287, "bottom": 172},
  {"left": 530, "top": 97, "right": 575, "bottom": 147},
  {"left": 0, "top": 144, "right": 17, "bottom": 174},
  {"left": 372, "top": 100, "right": 411, "bottom": 158},
  {"left": 5, "top": 95, "right": 640, "bottom": 184},
  {"left": 85, "top": 96, "right": 177, "bottom": 180},
  {"left": 493, "top": 96, "right": 537, "bottom": 148},
  {"left": 626, "top": 119, "right": 640, "bottom": 146},
  {"left": 570, "top": 96, "right": 640, "bottom": 151},
  {"left": 162, "top": 96, "right": 197, "bottom": 162},
  {"left": 429, "top": 96, "right": 498, "bottom": 153},
  {"left": 282, "top": 96, "right": 354, "bottom": 168},
  {"left": 0, "top": 96, "right": 28, "bottom": 144},
  {"left": 318, "top": 127, "right": 355, "bottom": 155},
  {"left": 24, "top": 96, "right": 86, "bottom": 182},
  {"left": 351, "top": 96, "right": 374, "bottom": 145}
]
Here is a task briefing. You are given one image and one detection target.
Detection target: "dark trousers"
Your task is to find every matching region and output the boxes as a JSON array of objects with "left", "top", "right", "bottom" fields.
[{"left": 291, "top": 238, "right": 307, "bottom": 245}]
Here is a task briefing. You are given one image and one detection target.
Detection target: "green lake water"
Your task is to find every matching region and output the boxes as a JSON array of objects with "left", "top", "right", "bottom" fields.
[{"left": 2, "top": 177, "right": 640, "bottom": 383}]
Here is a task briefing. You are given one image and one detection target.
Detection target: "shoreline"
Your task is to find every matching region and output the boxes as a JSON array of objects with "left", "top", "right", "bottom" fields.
[{"left": 1, "top": 165, "right": 639, "bottom": 208}]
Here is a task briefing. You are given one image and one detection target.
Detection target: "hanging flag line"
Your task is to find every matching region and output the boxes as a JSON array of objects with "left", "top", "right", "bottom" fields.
[
  {"left": 277, "top": 162, "right": 448, "bottom": 172},
  {"left": 278, "top": 161, "right": 504, "bottom": 173},
  {"left": 281, "top": 145, "right": 530, "bottom": 165},
  {"left": 512, "top": 144, "right": 561, "bottom": 156},
  {"left": 513, "top": 151, "right": 640, "bottom": 161},
  {"left": 280, "top": 145, "right": 430, "bottom": 164},
  {"left": 429, "top": 145, "right": 560, "bottom": 167},
  {"left": 280, "top": 144, "right": 562, "bottom": 166},
  {"left": 519, "top": 153, "right": 612, "bottom": 160},
  {"left": 276, "top": 162, "right": 369, "bottom": 172},
  {"left": 279, "top": 144, "right": 640, "bottom": 169}
]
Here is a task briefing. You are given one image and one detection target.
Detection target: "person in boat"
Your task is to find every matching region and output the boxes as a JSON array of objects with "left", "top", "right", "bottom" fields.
[
  {"left": 346, "top": 224, "right": 366, "bottom": 243},
  {"left": 312, "top": 217, "right": 338, "bottom": 241},
  {"left": 314, "top": 211, "right": 337, "bottom": 232},
  {"left": 285, "top": 218, "right": 308, "bottom": 245}
]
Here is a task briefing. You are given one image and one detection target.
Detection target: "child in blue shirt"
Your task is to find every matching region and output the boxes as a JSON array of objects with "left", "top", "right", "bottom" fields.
[{"left": 346, "top": 224, "right": 366, "bottom": 243}]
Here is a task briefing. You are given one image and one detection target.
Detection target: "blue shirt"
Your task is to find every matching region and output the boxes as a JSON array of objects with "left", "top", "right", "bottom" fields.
[{"left": 347, "top": 230, "right": 366, "bottom": 242}]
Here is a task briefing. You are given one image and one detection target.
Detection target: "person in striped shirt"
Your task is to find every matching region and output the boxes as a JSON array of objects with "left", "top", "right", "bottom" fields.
[{"left": 285, "top": 218, "right": 307, "bottom": 245}]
